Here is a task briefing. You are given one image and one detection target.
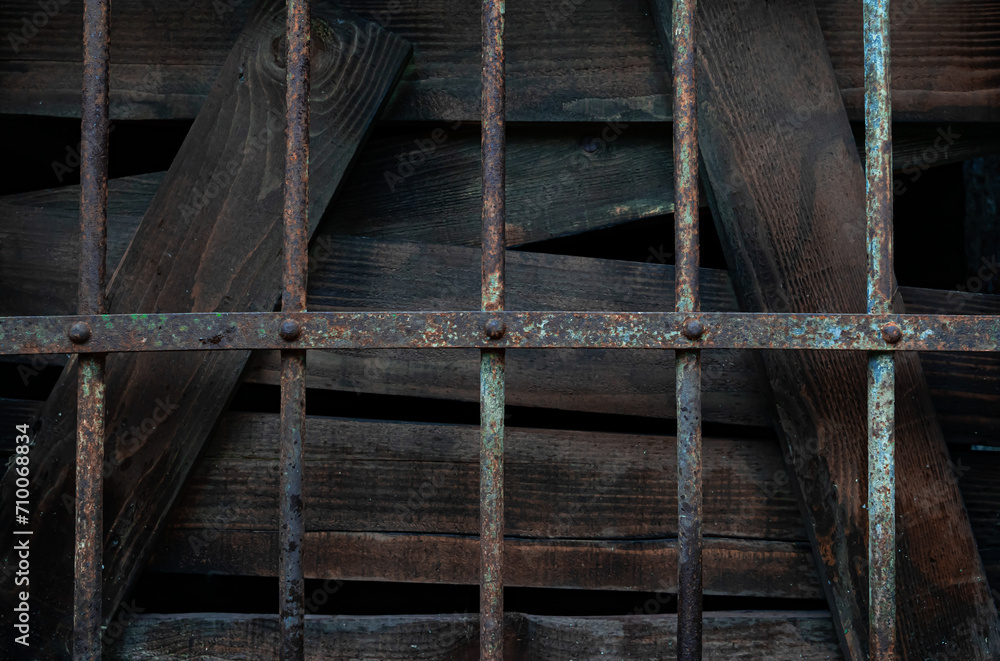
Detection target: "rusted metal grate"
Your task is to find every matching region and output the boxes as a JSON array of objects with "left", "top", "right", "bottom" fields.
[{"left": 0, "top": 0, "right": 969, "bottom": 658}]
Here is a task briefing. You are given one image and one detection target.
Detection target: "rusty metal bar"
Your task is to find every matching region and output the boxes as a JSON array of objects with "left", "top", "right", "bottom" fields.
[
  {"left": 3, "top": 311, "right": 1000, "bottom": 354},
  {"left": 480, "top": 0, "right": 506, "bottom": 655},
  {"left": 672, "top": 0, "right": 702, "bottom": 656},
  {"left": 864, "top": 0, "right": 896, "bottom": 658},
  {"left": 279, "top": 0, "right": 310, "bottom": 658},
  {"left": 74, "top": 0, "right": 110, "bottom": 657}
]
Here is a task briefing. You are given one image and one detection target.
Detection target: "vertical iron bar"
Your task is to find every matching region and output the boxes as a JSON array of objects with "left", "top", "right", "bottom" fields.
[
  {"left": 75, "top": 0, "right": 109, "bottom": 657},
  {"left": 864, "top": 0, "right": 896, "bottom": 658},
  {"left": 481, "top": 0, "right": 506, "bottom": 655},
  {"left": 280, "top": 0, "right": 309, "bottom": 658},
  {"left": 673, "top": 0, "right": 702, "bottom": 658}
]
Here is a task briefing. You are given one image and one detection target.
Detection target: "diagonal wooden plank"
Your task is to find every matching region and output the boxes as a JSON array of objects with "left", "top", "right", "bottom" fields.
[
  {"left": 0, "top": 1, "right": 411, "bottom": 657},
  {"left": 650, "top": 0, "right": 1000, "bottom": 658},
  {"left": 2, "top": 120, "right": 994, "bottom": 317}
]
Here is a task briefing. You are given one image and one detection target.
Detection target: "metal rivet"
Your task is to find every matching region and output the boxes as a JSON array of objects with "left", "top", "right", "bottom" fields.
[
  {"left": 881, "top": 322, "right": 902, "bottom": 344},
  {"left": 68, "top": 322, "right": 91, "bottom": 344},
  {"left": 682, "top": 318, "right": 704, "bottom": 341},
  {"left": 484, "top": 318, "right": 506, "bottom": 340},
  {"left": 279, "top": 319, "right": 302, "bottom": 341},
  {"left": 580, "top": 136, "right": 601, "bottom": 153}
]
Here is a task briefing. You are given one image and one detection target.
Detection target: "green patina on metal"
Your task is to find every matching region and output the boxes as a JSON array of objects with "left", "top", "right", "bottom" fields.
[{"left": 1, "top": 311, "right": 1000, "bottom": 354}]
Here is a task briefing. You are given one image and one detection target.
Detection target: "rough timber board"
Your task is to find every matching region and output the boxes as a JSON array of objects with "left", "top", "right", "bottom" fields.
[
  {"left": 3, "top": 221, "right": 1000, "bottom": 443},
  {"left": 1, "top": 0, "right": 998, "bottom": 121},
  {"left": 108, "top": 612, "right": 845, "bottom": 660},
  {"left": 650, "top": 0, "right": 1000, "bottom": 658},
  {"left": 0, "top": 1, "right": 411, "bottom": 657}
]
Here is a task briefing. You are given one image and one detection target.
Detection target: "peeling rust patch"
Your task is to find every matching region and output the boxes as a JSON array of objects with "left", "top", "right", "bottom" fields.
[
  {"left": 481, "top": 0, "right": 506, "bottom": 656},
  {"left": 672, "top": 0, "right": 703, "bottom": 655}
]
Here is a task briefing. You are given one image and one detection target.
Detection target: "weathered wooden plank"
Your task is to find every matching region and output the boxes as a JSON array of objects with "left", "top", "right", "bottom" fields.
[
  {"left": 149, "top": 531, "right": 823, "bottom": 599},
  {"left": 650, "top": 0, "right": 1000, "bottom": 659},
  {"left": 815, "top": 1, "right": 1000, "bottom": 123},
  {"left": 4, "top": 214, "right": 1000, "bottom": 441},
  {"left": 0, "top": 123, "right": 679, "bottom": 315},
  {"left": 1, "top": 0, "right": 998, "bottom": 122},
  {"left": 244, "top": 240, "right": 1000, "bottom": 445},
  {"left": 142, "top": 414, "right": 1000, "bottom": 598},
  {"left": 0, "top": 0, "right": 669, "bottom": 122},
  {"left": 902, "top": 288, "right": 1000, "bottom": 447},
  {"left": 157, "top": 413, "right": 806, "bottom": 542},
  {"left": 110, "top": 613, "right": 481, "bottom": 661},
  {"left": 513, "top": 612, "right": 845, "bottom": 660},
  {"left": 109, "top": 612, "right": 844, "bottom": 660},
  {"left": 7, "top": 121, "right": 994, "bottom": 245},
  {"left": 4, "top": 393, "right": 997, "bottom": 599},
  {"left": 0, "top": 2, "right": 411, "bottom": 657},
  {"left": 319, "top": 124, "right": 675, "bottom": 247}
]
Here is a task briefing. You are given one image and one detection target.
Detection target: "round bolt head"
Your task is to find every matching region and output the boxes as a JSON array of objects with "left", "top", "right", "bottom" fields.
[
  {"left": 881, "top": 322, "right": 902, "bottom": 344},
  {"left": 682, "top": 318, "right": 704, "bottom": 341},
  {"left": 484, "top": 318, "right": 506, "bottom": 340},
  {"left": 279, "top": 319, "right": 302, "bottom": 341},
  {"left": 68, "top": 322, "right": 91, "bottom": 344}
]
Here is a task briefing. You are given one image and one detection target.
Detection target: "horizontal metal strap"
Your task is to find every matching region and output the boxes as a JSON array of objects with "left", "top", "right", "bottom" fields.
[{"left": 0, "top": 311, "right": 995, "bottom": 354}]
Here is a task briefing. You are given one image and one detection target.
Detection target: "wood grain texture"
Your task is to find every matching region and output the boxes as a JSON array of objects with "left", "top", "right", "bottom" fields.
[
  {"left": 140, "top": 413, "right": 1000, "bottom": 599},
  {"left": 149, "top": 531, "right": 823, "bottom": 599},
  {"left": 650, "top": 0, "right": 1000, "bottom": 658},
  {"left": 8, "top": 119, "right": 994, "bottom": 313},
  {"left": 320, "top": 124, "right": 676, "bottom": 247},
  {"left": 108, "top": 612, "right": 844, "bottom": 660},
  {"left": 7, "top": 119, "right": 994, "bottom": 251},
  {"left": 1, "top": 0, "right": 998, "bottom": 121},
  {"left": 4, "top": 211, "right": 1000, "bottom": 441},
  {"left": 5, "top": 396, "right": 999, "bottom": 599},
  {"left": 155, "top": 412, "right": 805, "bottom": 540},
  {"left": 0, "top": 2, "right": 411, "bottom": 658},
  {"left": 815, "top": 1, "right": 1000, "bottom": 122},
  {"left": 110, "top": 613, "right": 480, "bottom": 661},
  {"left": 512, "top": 612, "right": 844, "bottom": 660}
]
